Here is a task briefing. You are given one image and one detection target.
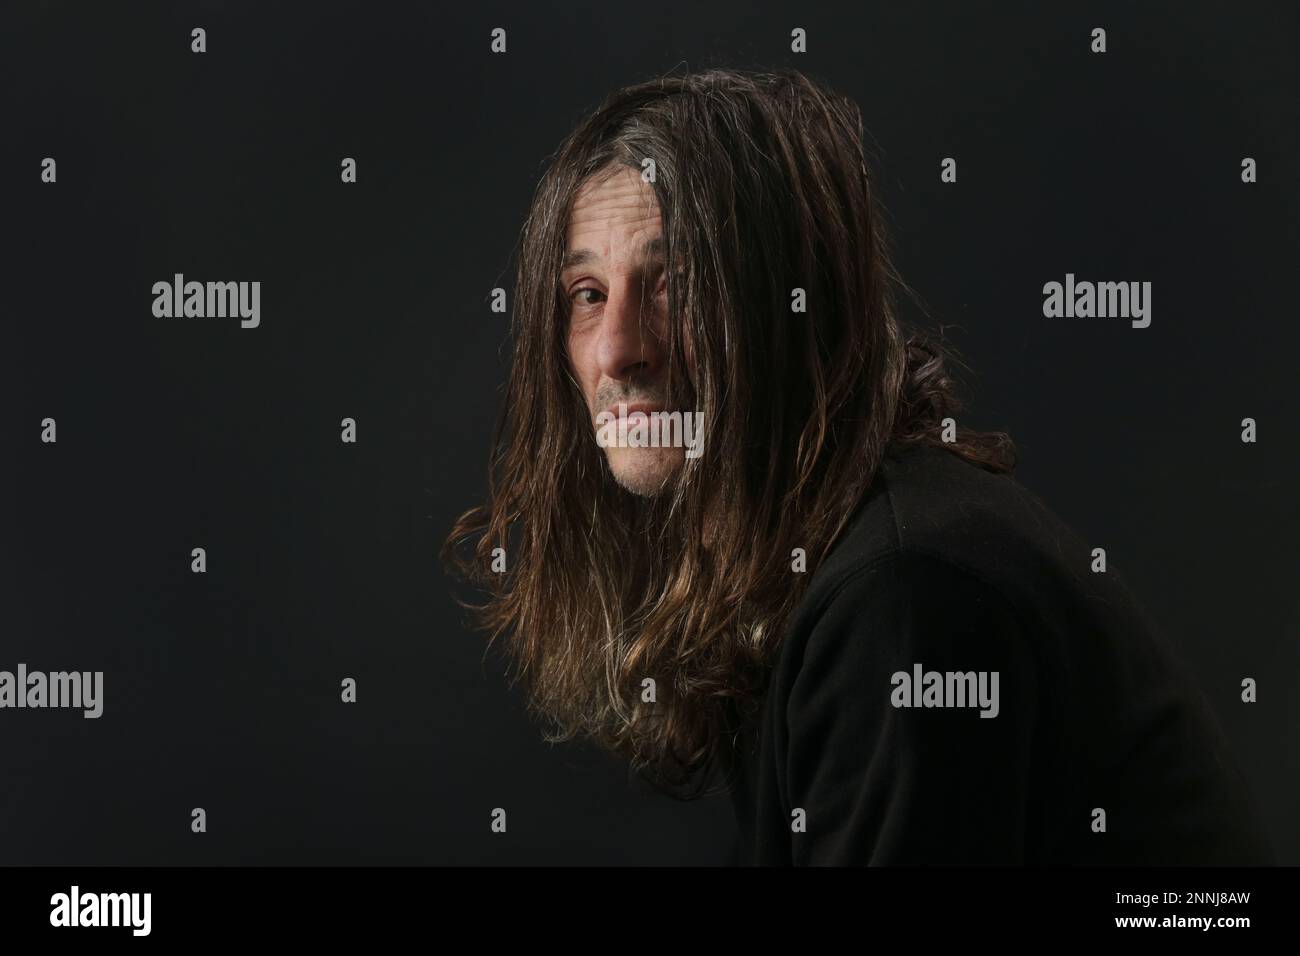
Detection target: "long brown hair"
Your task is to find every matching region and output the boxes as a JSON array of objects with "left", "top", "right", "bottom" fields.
[{"left": 443, "top": 68, "right": 1015, "bottom": 795}]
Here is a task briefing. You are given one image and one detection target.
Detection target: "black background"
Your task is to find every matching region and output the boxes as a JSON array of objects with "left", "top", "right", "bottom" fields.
[{"left": 2, "top": 0, "right": 1297, "bottom": 865}]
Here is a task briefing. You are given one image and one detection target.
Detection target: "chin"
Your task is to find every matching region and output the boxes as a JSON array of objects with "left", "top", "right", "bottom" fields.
[{"left": 607, "top": 447, "right": 683, "bottom": 497}]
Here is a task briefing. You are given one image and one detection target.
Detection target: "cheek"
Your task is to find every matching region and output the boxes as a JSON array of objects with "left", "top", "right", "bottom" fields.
[{"left": 565, "top": 329, "right": 596, "bottom": 405}]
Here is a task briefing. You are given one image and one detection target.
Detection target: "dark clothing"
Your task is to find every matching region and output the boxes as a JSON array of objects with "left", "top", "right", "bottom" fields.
[{"left": 727, "top": 442, "right": 1274, "bottom": 865}]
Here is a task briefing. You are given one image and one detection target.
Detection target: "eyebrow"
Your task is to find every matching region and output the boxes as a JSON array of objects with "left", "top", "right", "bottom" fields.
[{"left": 560, "top": 237, "right": 666, "bottom": 274}]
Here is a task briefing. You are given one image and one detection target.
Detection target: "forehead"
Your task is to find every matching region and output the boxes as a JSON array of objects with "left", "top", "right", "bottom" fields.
[{"left": 565, "top": 165, "right": 662, "bottom": 262}]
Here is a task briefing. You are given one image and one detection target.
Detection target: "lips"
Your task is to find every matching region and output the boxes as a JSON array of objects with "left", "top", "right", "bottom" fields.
[{"left": 608, "top": 402, "right": 665, "bottom": 418}]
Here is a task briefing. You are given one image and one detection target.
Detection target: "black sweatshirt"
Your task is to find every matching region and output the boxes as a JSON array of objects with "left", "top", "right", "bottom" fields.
[{"left": 727, "top": 442, "right": 1274, "bottom": 865}]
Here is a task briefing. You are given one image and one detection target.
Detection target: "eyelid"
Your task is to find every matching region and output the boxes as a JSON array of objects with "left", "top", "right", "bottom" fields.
[
  {"left": 566, "top": 279, "right": 600, "bottom": 300},
  {"left": 571, "top": 286, "right": 602, "bottom": 303},
  {"left": 565, "top": 267, "right": 671, "bottom": 305}
]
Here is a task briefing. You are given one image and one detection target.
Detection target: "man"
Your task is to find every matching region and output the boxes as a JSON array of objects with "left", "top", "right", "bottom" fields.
[{"left": 444, "top": 68, "right": 1273, "bottom": 865}]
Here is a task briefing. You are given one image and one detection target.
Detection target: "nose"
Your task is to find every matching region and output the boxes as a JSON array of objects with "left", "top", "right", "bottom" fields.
[{"left": 596, "top": 275, "right": 665, "bottom": 383}]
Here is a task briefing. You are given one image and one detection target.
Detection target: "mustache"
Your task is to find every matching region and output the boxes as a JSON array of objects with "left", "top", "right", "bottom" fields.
[{"left": 593, "top": 384, "right": 669, "bottom": 412}]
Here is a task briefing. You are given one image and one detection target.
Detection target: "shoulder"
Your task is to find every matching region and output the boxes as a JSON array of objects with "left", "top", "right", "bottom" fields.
[
  {"left": 779, "top": 548, "right": 1036, "bottom": 709},
  {"left": 774, "top": 441, "right": 1100, "bottom": 704},
  {"left": 826, "top": 442, "right": 1096, "bottom": 595},
  {"left": 790, "top": 441, "right": 1091, "bottom": 643}
]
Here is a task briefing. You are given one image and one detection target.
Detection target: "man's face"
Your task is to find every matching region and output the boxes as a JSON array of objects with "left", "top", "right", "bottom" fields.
[{"left": 563, "top": 165, "right": 685, "bottom": 497}]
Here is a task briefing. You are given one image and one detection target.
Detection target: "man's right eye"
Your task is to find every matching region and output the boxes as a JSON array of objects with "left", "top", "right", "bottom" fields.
[{"left": 573, "top": 288, "right": 605, "bottom": 306}]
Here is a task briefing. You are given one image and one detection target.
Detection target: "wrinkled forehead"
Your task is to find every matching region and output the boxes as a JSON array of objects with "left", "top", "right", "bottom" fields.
[
  {"left": 571, "top": 162, "right": 659, "bottom": 213},
  {"left": 565, "top": 165, "right": 663, "bottom": 255}
]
